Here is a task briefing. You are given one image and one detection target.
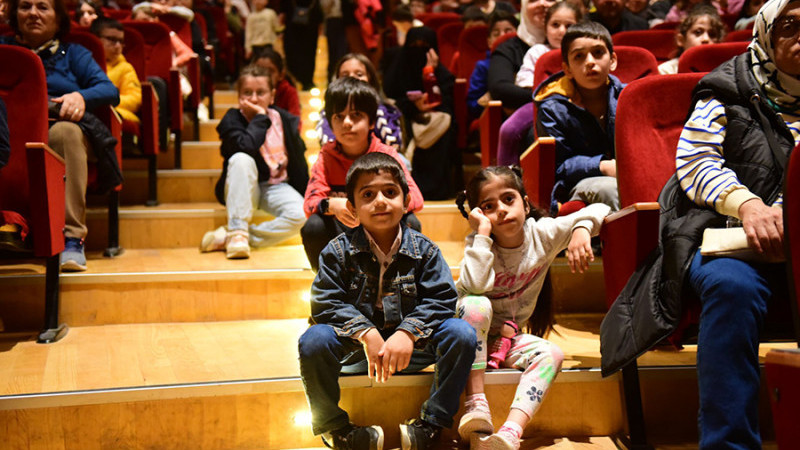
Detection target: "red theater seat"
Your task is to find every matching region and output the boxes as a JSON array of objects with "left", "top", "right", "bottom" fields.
[
  {"left": 677, "top": 41, "right": 749, "bottom": 73},
  {"left": 0, "top": 45, "right": 68, "bottom": 343},
  {"left": 612, "top": 29, "right": 677, "bottom": 63}
]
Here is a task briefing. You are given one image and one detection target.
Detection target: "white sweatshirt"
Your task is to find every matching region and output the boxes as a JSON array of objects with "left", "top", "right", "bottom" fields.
[{"left": 456, "top": 203, "right": 610, "bottom": 333}]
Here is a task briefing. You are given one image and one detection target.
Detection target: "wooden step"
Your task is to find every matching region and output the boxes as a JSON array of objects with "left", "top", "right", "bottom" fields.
[
  {"left": 0, "top": 318, "right": 627, "bottom": 448},
  {"left": 82, "top": 201, "right": 472, "bottom": 252},
  {"left": 0, "top": 246, "right": 605, "bottom": 329},
  {"left": 116, "top": 169, "right": 220, "bottom": 205},
  {"left": 0, "top": 318, "right": 788, "bottom": 448}
]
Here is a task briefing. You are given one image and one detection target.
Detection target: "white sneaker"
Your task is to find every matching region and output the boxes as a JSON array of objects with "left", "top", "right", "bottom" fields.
[
  {"left": 479, "top": 426, "right": 521, "bottom": 450},
  {"left": 225, "top": 230, "right": 250, "bottom": 259},
  {"left": 458, "top": 400, "right": 493, "bottom": 441},
  {"left": 200, "top": 226, "right": 226, "bottom": 252}
]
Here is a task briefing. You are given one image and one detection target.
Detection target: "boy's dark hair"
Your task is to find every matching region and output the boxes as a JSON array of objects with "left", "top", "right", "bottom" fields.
[
  {"left": 462, "top": 5, "right": 488, "bottom": 24},
  {"left": 561, "top": 20, "right": 613, "bottom": 64},
  {"left": 392, "top": 4, "right": 415, "bottom": 22},
  {"left": 455, "top": 165, "right": 554, "bottom": 338},
  {"left": 345, "top": 152, "right": 409, "bottom": 205},
  {"left": 676, "top": 4, "right": 725, "bottom": 56},
  {"left": 488, "top": 10, "right": 519, "bottom": 30},
  {"left": 236, "top": 64, "right": 274, "bottom": 92},
  {"left": 324, "top": 77, "right": 380, "bottom": 126},
  {"left": 90, "top": 17, "right": 123, "bottom": 36}
]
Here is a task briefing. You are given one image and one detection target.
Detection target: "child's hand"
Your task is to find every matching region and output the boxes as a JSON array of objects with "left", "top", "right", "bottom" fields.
[
  {"left": 328, "top": 198, "right": 360, "bottom": 228},
  {"left": 239, "top": 98, "right": 266, "bottom": 121},
  {"left": 378, "top": 330, "right": 414, "bottom": 382},
  {"left": 468, "top": 207, "right": 492, "bottom": 236},
  {"left": 567, "top": 227, "right": 593, "bottom": 273},
  {"left": 361, "top": 328, "right": 386, "bottom": 381}
]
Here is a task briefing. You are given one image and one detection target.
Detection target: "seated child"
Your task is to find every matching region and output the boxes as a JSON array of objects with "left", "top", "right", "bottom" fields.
[
  {"left": 497, "top": 2, "right": 582, "bottom": 166},
  {"left": 462, "top": 5, "right": 489, "bottom": 28},
  {"left": 736, "top": 0, "right": 765, "bottom": 29},
  {"left": 316, "top": 53, "right": 404, "bottom": 151},
  {"left": 534, "top": 21, "right": 623, "bottom": 214},
  {"left": 301, "top": 77, "right": 424, "bottom": 272},
  {"left": 298, "top": 152, "right": 477, "bottom": 450},
  {"left": 455, "top": 166, "right": 610, "bottom": 449},
  {"left": 466, "top": 10, "right": 519, "bottom": 120},
  {"left": 244, "top": 0, "right": 283, "bottom": 60},
  {"left": 253, "top": 47, "right": 301, "bottom": 127},
  {"left": 659, "top": 4, "right": 726, "bottom": 74},
  {"left": 200, "top": 65, "right": 308, "bottom": 259},
  {"left": 90, "top": 18, "right": 142, "bottom": 125}
]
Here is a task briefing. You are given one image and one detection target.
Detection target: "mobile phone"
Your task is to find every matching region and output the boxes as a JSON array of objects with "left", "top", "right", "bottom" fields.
[{"left": 406, "top": 90, "right": 423, "bottom": 101}]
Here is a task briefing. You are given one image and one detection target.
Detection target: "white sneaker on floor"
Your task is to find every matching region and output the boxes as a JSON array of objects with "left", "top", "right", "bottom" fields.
[
  {"left": 479, "top": 427, "right": 521, "bottom": 450},
  {"left": 200, "top": 226, "right": 227, "bottom": 253},
  {"left": 458, "top": 402, "right": 493, "bottom": 441},
  {"left": 225, "top": 230, "right": 250, "bottom": 259}
]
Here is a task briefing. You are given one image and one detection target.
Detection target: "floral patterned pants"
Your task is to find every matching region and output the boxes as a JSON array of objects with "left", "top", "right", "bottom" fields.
[{"left": 457, "top": 295, "right": 564, "bottom": 418}]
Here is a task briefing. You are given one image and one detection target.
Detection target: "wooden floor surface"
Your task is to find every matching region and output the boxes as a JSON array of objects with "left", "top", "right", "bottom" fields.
[{"left": 0, "top": 315, "right": 793, "bottom": 398}]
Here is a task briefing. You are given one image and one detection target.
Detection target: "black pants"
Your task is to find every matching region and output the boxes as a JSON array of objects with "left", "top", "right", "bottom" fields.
[
  {"left": 301, "top": 211, "right": 421, "bottom": 271},
  {"left": 284, "top": 22, "right": 321, "bottom": 90},
  {"left": 325, "top": 17, "right": 348, "bottom": 81}
]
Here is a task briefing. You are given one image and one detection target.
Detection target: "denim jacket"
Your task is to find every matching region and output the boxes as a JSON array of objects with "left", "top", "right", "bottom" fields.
[{"left": 310, "top": 224, "right": 458, "bottom": 341}]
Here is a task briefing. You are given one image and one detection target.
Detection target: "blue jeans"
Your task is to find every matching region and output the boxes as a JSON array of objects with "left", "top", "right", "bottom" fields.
[
  {"left": 298, "top": 318, "right": 476, "bottom": 435},
  {"left": 688, "top": 249, "right": 787, "bottom": 449},
  {"left": 224, "top": 153, "right": 306, "bottom": 247}
]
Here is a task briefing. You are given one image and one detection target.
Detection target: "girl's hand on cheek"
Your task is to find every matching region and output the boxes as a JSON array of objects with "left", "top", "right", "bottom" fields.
[
  {"left": 567, "top": 227, "right": 593, "bottom": 273},
  {"left": 468, "top": 207, "right": 493, "bottom": 236}
]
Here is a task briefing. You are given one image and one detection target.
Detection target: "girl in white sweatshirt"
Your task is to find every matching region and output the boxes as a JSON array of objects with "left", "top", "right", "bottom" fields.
[{"left": 454, "top": 166, "right": 610, "bottom": 449}]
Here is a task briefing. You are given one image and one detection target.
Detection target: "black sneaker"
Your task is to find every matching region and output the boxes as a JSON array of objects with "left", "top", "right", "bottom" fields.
[
  {"left": 322, "top": 423, "right": 384, "bottom": 450},
  {"left": 399, "top": 418, "right": 441, "bottom": 450}
]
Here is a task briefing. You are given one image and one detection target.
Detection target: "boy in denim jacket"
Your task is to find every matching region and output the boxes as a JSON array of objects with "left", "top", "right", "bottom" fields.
[{"left": 298, "top": 153, "right": 476, "bottom": 450}]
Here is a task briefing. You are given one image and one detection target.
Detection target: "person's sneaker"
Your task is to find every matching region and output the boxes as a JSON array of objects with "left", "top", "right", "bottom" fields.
[
  {"left": 60, "top": 237, "right": 87, "bottom": 272},
  {"left": 225, "top": 229, "right": 250, "bottom": 259},
  {"left": 200, "top": 226, "right": 227, "bottom": 253},
  {"left": 321, "top": 423, "right": 384, "bottom": 450},
  {"left": 457, "top": 398, "right": 493, "bottom": 441},
  {"left": 479, "top": 425, "right": 521, "bottom": 450},
  {"left": 399, "top": 418, "right": 440, "bottom": 450}
]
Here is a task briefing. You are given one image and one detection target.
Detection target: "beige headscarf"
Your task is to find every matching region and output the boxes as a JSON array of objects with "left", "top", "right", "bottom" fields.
[
  {"left": 517, "top": 0, "right": 547, "bottom": 47},
  {"left": 749, "top": 0, "right": 800, "bottom": 112}
]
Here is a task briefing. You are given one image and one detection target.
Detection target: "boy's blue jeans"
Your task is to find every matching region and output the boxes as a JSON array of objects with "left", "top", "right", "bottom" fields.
[
  {"left": 688, "top": 250, "right": 787, "bottom": 449},
  {"left": 298, "top": 318, "right": 476, "bottom": 435}
]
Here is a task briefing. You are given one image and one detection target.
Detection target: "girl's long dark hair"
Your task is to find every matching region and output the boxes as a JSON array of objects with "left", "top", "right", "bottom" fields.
[{"left": 456, "top": 166, "right": 556, "bottom": 338}]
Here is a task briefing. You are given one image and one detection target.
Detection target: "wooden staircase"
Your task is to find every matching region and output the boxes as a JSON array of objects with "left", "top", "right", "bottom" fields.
[{"left": 0, "top": 48, "right": 788, "bottom": 449}]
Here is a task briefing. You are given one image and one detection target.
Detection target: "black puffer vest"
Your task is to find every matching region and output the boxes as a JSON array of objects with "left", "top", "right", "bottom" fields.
[{"left": 599, "top": 53, "right": 792, "bottom": 376}]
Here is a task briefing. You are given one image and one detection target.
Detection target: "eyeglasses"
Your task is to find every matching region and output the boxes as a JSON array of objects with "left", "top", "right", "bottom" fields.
[
  {"left": 100, "top": 35, "right": 124, "bottom": 46},
  {"left": 774, "top": 16, "right": 800, "bottom": 39}
]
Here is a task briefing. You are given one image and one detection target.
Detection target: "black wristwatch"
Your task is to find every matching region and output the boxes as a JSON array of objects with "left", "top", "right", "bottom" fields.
[{"left": 319, "top": 198, "right": 330, "bottom": 215}]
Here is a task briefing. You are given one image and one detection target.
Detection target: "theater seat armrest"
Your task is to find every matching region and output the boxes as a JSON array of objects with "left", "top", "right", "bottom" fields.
[
  {"left": 519, "top": 136, "right": 556, "bottom": 211},
  {"left": 454, "top": 78, "right": 468, "bottom": 149},
  {"left": 140, "top": 82, "right": 160, "bottom": 155},
  {"left": 26, "top": 143, "right": 66, "bottom": 257},
  {"left": 169, "top": 68, "right": 184, "bottom": 132},
  {"left": 600, "top": 202, "right": 661, "bottom": 309},
  {"left": 479, "top": 100, "right": 503, "bottom": 167},
  {"left": 187, "top": 55, "right": 201, "bottom": 108}
]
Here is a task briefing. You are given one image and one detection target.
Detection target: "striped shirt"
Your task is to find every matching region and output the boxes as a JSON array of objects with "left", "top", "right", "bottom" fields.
[{"left": 675, "top": 96, "right": 798, "bottom": 218}]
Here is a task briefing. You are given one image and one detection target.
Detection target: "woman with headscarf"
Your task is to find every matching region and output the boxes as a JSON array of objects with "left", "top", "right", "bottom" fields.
[
  {"left": 487, "top": 0, "right": 554, "bottom": 112},
  {"left": 600, "top": 0, "right": 794, "bottom": 446},
  {"left": 2, "top": 0, "right": 119, "bottom": 271},
  {"left": 384, "top": 26, "right": 459, "bottom": 200}
]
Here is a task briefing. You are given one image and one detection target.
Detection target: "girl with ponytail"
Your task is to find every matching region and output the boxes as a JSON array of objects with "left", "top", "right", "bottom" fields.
[{"left": 454, "top": 165, "right": 610, "bottom": 449}]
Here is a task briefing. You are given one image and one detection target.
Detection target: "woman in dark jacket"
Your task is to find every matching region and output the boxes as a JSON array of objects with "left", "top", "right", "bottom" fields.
[
  {"left": 3, "top": 0, "right": 119, "bottom": 272},
  {"left": 601, "top": 0, "right": 794, "bottom": 446},
  {"left": 281, "top": 0, "right": 323, "bottom": 90},
  {"left": 383, "top": 26, "right": 459, "bottom": 199}
]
